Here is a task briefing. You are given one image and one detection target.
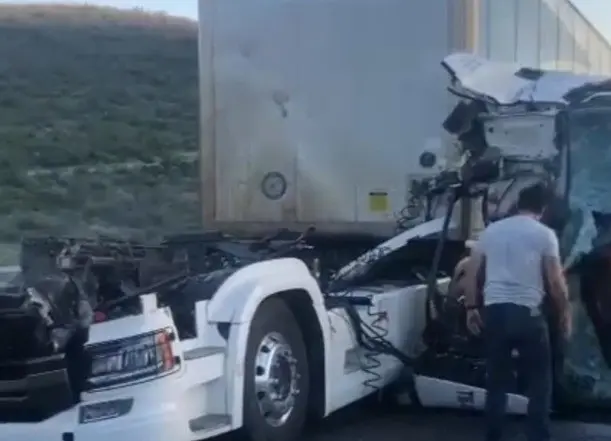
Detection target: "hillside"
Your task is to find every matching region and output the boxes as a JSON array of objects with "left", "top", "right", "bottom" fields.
[{"left": 0, "top": 4, "right": 200, "bottom": 249}]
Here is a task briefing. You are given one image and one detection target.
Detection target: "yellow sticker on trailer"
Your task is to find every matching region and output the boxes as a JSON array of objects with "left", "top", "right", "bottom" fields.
[{"left": 368, "top": 191, "right": 388, "bottom": 212}]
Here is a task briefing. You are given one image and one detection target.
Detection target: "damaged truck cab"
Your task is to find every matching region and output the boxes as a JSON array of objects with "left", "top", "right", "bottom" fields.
[{"left": 430, "top": 53, "right": 611, "bottom": 409}]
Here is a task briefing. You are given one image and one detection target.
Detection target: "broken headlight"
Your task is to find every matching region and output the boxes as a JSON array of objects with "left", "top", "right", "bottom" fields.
[{"left": 86, "top": 329, "right": 178, "bottom": 389}]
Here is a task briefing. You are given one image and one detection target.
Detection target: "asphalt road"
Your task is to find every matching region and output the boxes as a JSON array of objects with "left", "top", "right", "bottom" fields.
[
  {"left": 305, "top": 402, "right": 611, "bottom": 441},
  {"left": 217, "top": 399, "right": 611, "bottom": 441}
]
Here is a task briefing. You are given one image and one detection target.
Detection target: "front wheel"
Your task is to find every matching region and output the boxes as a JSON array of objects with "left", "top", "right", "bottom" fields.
[{"left": 242, "top": 297, "right": 310, "bottom": 441}]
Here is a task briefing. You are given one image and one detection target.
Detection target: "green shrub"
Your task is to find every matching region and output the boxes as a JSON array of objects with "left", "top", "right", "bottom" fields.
[{"left": 0, "top": 5, "right": 200, "bottom": 256}]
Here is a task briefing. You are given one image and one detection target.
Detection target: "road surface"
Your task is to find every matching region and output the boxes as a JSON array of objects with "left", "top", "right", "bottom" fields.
[
  {"left": 218, "top": 400, "right": 611, "bottom": 441},
  {"left": 309, "top": 408, "right": 611, "bottom": 441},
  {"left": 305, "top": 403, "right": 611, "bottom": 441}
]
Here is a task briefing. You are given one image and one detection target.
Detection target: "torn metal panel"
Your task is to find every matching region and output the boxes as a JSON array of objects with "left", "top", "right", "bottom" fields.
[
  {"left": 438, "top": 52, "right": 611, "bottom": 406},
  {"left": 440, "top": 52, "right": 611, "bottom": 264}
]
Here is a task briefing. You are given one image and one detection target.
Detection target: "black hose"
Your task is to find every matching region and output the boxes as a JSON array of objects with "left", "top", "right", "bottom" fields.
[
  {"left": 99, "top": 271, "right": 189, "bottom": 311},
  {"left": 425, "top": 188, "right": 459, "bottom": 317}
]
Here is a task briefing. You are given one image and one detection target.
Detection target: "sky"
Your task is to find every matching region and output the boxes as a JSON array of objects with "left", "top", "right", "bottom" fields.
[
  {"left": 2, "top": 0, "right": 611, "bottom": 43},
  {"left": 573, "top": 0, "right": 611, "bottom": 42}
]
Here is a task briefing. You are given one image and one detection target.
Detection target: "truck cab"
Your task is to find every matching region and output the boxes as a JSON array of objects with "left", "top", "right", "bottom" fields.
[{"left": 409, "top": 52, "right": 611, "bottom": 411}]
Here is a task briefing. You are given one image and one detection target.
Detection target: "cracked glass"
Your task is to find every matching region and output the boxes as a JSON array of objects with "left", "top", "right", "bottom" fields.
[{"left": 561, "top": 109, "right": 611, "bottom": 405}]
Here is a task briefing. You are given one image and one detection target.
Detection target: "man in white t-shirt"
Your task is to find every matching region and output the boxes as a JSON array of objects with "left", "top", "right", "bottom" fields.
[{"left": 462, "top": 183, "right": 571, "bottom": 441}]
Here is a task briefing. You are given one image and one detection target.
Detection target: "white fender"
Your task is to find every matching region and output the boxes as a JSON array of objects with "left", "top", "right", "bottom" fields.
[
  {"left": 205, "top": 257, "right": 334, "bottom": 425},
  {"left": 206, "top": 257, "right": 325, "bottom": 323}
]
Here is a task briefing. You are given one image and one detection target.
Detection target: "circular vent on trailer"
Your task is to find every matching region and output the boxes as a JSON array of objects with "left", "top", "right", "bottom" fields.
[{"left": 260, "top": 172, "right": 287, "bottom": 200}]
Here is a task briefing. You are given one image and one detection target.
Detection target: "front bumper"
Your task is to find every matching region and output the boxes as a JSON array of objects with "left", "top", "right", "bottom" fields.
[
  {"left": 0, "top": 373, "right": 195, "bottom": 441},
  {"left": 0, "top": 402, "right": 191, "bottom": 441}
]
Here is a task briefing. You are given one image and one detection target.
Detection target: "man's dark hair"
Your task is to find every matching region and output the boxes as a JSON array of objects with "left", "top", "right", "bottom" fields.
[{"left": 516, "top": 183, "right": 550, "bottom": 214}]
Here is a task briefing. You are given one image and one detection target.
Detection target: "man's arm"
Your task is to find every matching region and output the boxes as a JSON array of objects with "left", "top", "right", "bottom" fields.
[
  {"left": 464, "top": 247, "right": 485, "bottom": 308},
  {"left": 449, "top": 256, "right": 470, "bottom": 298},
  {"left": 541, "top": 228, "right": 570, "bottom": 319}
]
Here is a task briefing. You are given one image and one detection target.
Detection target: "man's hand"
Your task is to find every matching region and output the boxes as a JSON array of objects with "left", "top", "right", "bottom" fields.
[{"left": 466, "top": 308, "right": 483, "bottom": 335}]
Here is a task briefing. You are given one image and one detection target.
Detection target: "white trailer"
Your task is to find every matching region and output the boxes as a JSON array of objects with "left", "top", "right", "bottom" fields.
[{"left": 197, "top": 0, "right": 477, "bottom": 236}]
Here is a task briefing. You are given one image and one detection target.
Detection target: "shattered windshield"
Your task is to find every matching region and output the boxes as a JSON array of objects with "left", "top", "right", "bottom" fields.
[
  {"left": 561, "top": 109, "right": 611, "bottom": 405},
  {"left": 563, "top": 110, "right": 611, "bottom": 267}
]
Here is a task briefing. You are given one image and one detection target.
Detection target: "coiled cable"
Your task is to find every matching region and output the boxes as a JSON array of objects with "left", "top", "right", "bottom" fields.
[
  {"left": 361, "top": 295, "right": 388, "bottom": 391},
  {"left": 395, "top": 178, "right": 432, "bottom": 232},
  {"left": 327, "top": 244, "right": 417, "bottom": 396},
  {"left": 325, "top": 179, "right": 464, "bottom": 398},
  {"left": 395, "top": 202, "right": 421, "bottom": 232}
]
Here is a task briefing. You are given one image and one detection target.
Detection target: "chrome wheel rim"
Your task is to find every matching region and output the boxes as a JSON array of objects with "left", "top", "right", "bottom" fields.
[{"left": 254, "top": 331, "right": 300, "bottom": 427}]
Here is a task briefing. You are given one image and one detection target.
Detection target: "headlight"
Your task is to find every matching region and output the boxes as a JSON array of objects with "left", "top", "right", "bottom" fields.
[{"left": 86, "top": 329, "right": 178, "bottom": 389}]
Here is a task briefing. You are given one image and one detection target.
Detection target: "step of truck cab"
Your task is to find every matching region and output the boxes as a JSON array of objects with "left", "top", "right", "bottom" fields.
[{"left": 189, "top": 413, "right": 231, "bottom": 434}]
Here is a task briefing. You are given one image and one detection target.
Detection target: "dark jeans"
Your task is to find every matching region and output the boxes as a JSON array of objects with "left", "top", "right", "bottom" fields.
[{"left": 484, "top": 303, "right": 552, "bottom": 441}]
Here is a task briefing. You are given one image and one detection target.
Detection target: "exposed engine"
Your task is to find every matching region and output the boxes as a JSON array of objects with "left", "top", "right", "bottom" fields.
[{"left": 1, "top": 228, "right": 382, "bottom": 360}]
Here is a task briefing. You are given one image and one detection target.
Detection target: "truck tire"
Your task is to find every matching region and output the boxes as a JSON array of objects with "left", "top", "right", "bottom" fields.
[{"left": 242, "top": 297, "right": 310, "bottom": 441}]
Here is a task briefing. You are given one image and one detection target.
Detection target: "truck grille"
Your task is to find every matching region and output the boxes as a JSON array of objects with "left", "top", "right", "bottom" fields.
[
  {"left": 0, "top": 307, "right": 51, "bottom": 361},
  {"left": 0, "top": 304, "right": 81, "bottom": 422},
  {"left": 0, "top": 353, "right": 75, "bottom": 422}
]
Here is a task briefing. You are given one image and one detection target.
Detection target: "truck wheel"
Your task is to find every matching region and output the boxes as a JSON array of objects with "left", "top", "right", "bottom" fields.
[{"left": 242, "top": 297, "right": 310, "bottom": 441}]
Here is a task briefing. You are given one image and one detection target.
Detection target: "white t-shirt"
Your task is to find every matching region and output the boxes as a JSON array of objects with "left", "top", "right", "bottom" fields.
[{"left": 474, "top": 214, "right": 560, "bottom": 308}]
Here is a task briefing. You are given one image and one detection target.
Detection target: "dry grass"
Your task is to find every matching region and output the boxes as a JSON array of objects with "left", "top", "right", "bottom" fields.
[{"left": 0, "top": 4, "right": 201, "bottom": 249}]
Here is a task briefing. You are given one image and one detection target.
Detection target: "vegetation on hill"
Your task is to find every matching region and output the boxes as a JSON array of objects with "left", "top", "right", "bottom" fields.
[{"left": 0, "top": 4, "right": 200, "bottom": 253}]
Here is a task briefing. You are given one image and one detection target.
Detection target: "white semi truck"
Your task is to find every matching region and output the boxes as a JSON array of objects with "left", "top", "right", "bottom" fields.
[{"left": 3, "top": 2, "right": 611, "bottom": 441}]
